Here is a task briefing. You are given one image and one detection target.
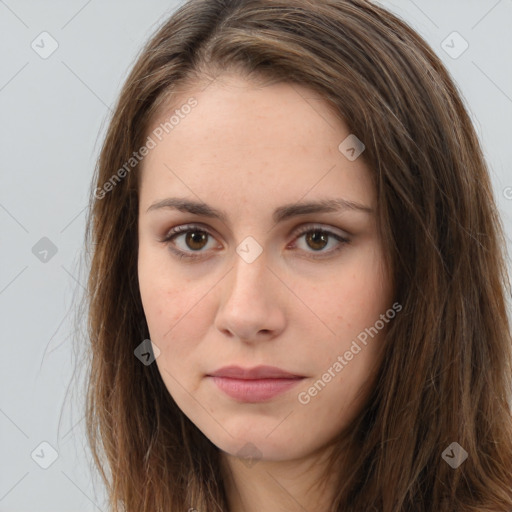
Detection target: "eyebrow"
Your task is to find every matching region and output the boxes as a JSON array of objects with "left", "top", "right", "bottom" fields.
[{"left": 146, "top": 197, "right": 373, "bottom": 224}]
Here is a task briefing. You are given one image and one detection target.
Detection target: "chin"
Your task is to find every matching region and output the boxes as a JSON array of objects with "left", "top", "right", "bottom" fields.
[{"left": 198, "top": 419, "right": 309, "bottom": 462}]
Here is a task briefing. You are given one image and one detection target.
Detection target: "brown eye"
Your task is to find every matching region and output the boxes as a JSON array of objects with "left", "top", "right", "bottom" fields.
[
  {"left": 161, "top": 223, "right": 350, "bottom": 262},
  {"left": 161, "top": 225, "right": 217, "bottom": 260},
  {"left": 184, "top": 230, "right": 209, "bottom": 251},
  {"left": 305, "top": 230, "right": 329, "bottom": 251},
  {"left": 292, "top": 225, "right": 350, "bottom": 259}
]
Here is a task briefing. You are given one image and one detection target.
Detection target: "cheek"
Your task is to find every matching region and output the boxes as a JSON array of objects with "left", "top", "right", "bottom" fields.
[
  {"left": 140, "top": 279, "right": 208, "bottom": 394},
  {"left": 138, "top": 253, "right": 203, "bottom": 349},
  {"left": 307, "top": 262, "right": 391, "bottom": 392},
  {"left": 141, "top": 283, "right": 207, "bottom": 349},
  {"left": 310, "top": 248, "right": 390, "bottom": 337},
  {"left": 139, "top": 274, "right": 179, "bottom": 336}
]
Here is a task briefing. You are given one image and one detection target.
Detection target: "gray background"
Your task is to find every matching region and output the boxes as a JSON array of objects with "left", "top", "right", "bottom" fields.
[{"left": 1, "top": 1, "right": 511, "bottom": 510}]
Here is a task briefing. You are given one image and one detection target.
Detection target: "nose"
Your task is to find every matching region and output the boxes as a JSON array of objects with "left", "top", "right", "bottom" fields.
[{"left": 213, "top": 249, "right": 286, "bottom": 344}]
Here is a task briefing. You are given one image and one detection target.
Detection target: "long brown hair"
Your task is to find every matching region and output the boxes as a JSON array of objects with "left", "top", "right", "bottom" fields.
[{"left": 81, "top": 0, "right": 512, "bottom": 510}]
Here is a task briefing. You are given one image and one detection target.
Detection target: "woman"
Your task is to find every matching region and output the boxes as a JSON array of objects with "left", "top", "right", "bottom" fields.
[{"left": 83, "top": 0, "right": 512, "bottom": 510}]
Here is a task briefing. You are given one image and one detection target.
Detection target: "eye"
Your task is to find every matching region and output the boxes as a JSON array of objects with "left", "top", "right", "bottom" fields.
[
  {"left": 290, "top": 224, "right": 350, "bottom": 259},
  {"left": 159, "top": 223, "right": 350, "bottom": 261},
  {"left": 160, "top": 224, "right": 218, "bottom": 260}
]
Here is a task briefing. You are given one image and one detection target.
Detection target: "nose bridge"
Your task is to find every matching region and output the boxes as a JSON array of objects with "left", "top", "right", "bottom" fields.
[
  {"left": 215, "top": 241, "right": 285, "bottom": 341},
  {"left": 227, "top": 242, "right": 271, "bottom": 305}
]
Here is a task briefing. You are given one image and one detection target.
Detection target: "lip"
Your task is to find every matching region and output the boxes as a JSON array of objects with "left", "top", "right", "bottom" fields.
[
  {"left": 207, "top": 365, "right": 305, "bottom": 402},
  {"left": 208, "top": 365, "right": 303, "bottom": 379}
]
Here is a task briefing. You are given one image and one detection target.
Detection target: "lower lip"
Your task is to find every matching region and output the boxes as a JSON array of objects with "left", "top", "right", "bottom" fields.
[{"left": 208, "top": 376, "right": 304, "bottom": 402}]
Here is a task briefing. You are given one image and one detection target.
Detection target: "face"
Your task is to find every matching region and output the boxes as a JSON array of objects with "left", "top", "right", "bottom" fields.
[{"left": 137, "top": 73, "right": 394, "bottom": 462}]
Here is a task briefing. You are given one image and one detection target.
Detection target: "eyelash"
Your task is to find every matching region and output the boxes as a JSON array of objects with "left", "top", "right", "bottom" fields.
[{"left": 159, "top": 223, "right": 351, "bottom": 261}]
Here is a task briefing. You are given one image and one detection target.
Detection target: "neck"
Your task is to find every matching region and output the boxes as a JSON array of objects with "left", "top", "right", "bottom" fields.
[{"left": 220, "top": 441, "right": 341, "bottom": 512}]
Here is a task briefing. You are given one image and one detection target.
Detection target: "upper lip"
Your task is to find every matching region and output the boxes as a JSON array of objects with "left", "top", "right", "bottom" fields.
[{"left": 207, "top": 365, "right": 304, "bottom": 379}]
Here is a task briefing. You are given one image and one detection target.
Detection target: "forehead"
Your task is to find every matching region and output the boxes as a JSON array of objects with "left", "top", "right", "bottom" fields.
[{"left": 139, "top": 74, "right": 374, "bottom": 215}]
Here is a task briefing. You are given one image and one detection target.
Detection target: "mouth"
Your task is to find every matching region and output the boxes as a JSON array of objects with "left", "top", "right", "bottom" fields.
[{"left": 206, "top": 365, "right": 306, "bottom": 402}]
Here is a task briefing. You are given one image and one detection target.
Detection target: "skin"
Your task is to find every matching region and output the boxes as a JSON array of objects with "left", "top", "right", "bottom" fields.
[{"left": 137, "top": 72, "right": 394, "bottom": 512}]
